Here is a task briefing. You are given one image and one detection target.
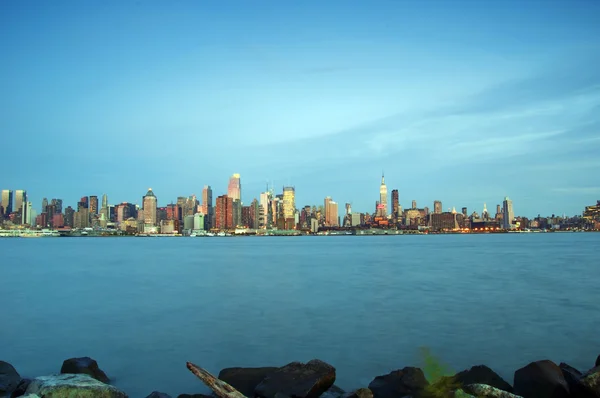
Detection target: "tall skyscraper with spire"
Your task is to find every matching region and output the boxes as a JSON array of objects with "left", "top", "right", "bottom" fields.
[
  {"left": 143, "top": 188, "right": 157, "bottom": 226},
  {"left": 378, "top": 173, "right": 387, "bottom": 217}
]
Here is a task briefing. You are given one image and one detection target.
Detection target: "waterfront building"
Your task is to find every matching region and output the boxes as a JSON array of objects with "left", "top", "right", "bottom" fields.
[
  {"left": 502, "top": 197, "right": 514, "bottom": 230},
  {"left": 1, "top": 190, "right": 13, "bottom": 215},
  {"left": 283, "top": 187, "right": 295, "bottom": 220},
  {"left": 64, "top": 206, "right": 74, "bottom": 227},
  {"left": 430, "top": 212, "right": 461, "bottom": 231},
  {"left": 325, "top": 199, "right": 339, "bottom": 227},
  {"left": 259, "top": 191, "right": 271, "bottom": 228},
  {"left": 250, "top": 198, "right": 260, "bottom": 229},
  {"left": 351, "top": 212, "right": 363, "bottom": 227},
  {"left": 215, "top": 195, "right": 233, "bottom": 229},
  {"left": 22, "top": 201, "right": 32, "bottom": 225},
  {"left": 143, "top": 188, "right": 158, "bottom": 226},
  {"left": 232, "top": 199, "right": 241, "bottom": 227},
  {"left": 201, "top": 185, "right": 213, "bottom": 226},
  {"left": 183, "top": 215, "right": 194, "bottom": 231},
  {"left": 52, "top": 213, "right": 64, "bottom": 228},
  {"left": 583, "top": 200, "right": 600, "bottom": 222},
  {"left": 434, "top": 200, "right": 442, "bottom": 214}
]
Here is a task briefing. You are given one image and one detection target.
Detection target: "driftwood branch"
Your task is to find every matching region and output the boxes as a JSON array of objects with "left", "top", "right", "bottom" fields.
[{"left": 186, "top": 361, "right": 248, "bottom": 398}]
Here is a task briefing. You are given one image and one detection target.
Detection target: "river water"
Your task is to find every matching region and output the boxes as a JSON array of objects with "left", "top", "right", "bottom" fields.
[{"left": 1, "top": 233, "right": 599, "bottom": 397}]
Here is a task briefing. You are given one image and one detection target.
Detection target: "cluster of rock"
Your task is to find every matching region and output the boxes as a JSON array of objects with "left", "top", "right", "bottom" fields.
[{"left": 1, "top": 355, "right": 599, "bottom": 398}]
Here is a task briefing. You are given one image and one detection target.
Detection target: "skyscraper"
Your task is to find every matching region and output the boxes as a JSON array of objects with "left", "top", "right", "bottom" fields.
[
  {"left": 102, "top": 194, "right": 108, "bottom": 209},
  {"left": 326, "top": 199, "right": 339, "bottom": 227},
  {"left": 22, "top": 202, "right": 32, "bottom": 225},
  {"left": 259, "top": 191, "right": 271, "bottom": 228},
  {"left": 202, "top": 185, "right": 213, "bottom": 229},
  {"left": 1, "top": 190, "right": 13, "bottom": 214},
  {"left": 434, "top": 200, "right": 442, "bottom": 214},
  {"left": 42, "top": 198, "right": 48, "bottom": 212},
  {"left": 282, "top": 187, "right": 295, "bottom": 219},
  {"left": 378, "top": 174, "right": 387, "bottom": 217},
  {"left": 14, "top": 190, "right": 27, "bottom": 214},
  {"left": 227, "top": 174, "right": 241, "bottom": 202},
  {"left": 502, "top": 197, "right": 514, "bottom": 230},
  {"left": 143, "top": 188, "right": 157, "bottom": 225},
  {"left": 89, "top": 196, "right": 99, "bottom": 215},
  {"left": 391, "top": 190, "right": 399, "bottom": 220}
]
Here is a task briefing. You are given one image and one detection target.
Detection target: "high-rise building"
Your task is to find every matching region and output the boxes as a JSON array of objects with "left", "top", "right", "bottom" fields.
[
  {"left": 434, "top": 200, "right": 442, "bottom": 214},
  {"left": 143, "top": 188, "right": 158, "bottom": 225},
  {"left": 64, "top": 206, "right": 75, "bottom": 227},
  {"left": 259, "top": 191, "right": 272, "bottom": 228},
  {"left": 326, "top": 200, "right": 339, "bottom": 227},
  {"left": 51, "top": 199, "right": 63, "bottom": 214},
  {"left": 378, "top": 174, "right": 387, "bottom": 217},
  {"left": 391, "top": 190, "right": 399, "bottom": 219},
  {"left": 14, "top": 190, "right": 26, "bottom": 214},
  {"left": 232, "top": 199, "right": 241, "bottom": 227},
  {"left": 80, "top": 196, "right": 89, "bottom": 209},
  {"left": 282, "top": 187, "right": 295, "bottom": 220},
  {"left": 227, "top": 174, "right": 241, "bottom": 202},
  {"left": 42, "top": 198, "right": 48, "bottom": 212},
  {"left": 1, "top": 190, "right": 13, "bottom": 215},
  {"left": 412, "top": 200, "right": 417, "bottom": 209},
  {"left": 102, "top": 194, "right": 108, "bottom": 209},
  {"left": 89, "top": 196, "right": 99, "bottom": 215},
  {"left": 215, "top": 195, "right": 233, "bottom": 229},
  {"left": 202, "top": 185, "right": 213, "bottom": 229},
  {"left": 462, "top": 207, "right": 468, "bottom": 217},
  {"left": 502, "top": 197, "right": 514, "bottom": 230},
  {"left": 22, "top": 202, "right": 32, "bottom": 225}
]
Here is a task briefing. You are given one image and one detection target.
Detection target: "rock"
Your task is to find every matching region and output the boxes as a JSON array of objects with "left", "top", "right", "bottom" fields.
[
  {"left": 146, "top": 392, "right": 173, "bottom": 398},
  {"left": 254, "top": 359, "right": 336, "bottom": 398},
  {"left": 25, "top": 374, "right": 127, "bottom": 398},
  {"left": 176, "top": 395, "right": 213, "bottom": 398},
  {"left": 559, "top": 363, "right": 595, "bottom": 398},
  {"left": 596, "top": 355, "right": 600, "bottom": 368},
  {"left": 320, "top": 385, "right": 346, "bottom": 398},
  {"left": 342, "top": 388, "right": 373, "bottom": 398},
  {"left": 452, "top": 365, "right": 513, "bottom": 393},
  {"left": 581, "top": 366, "right": 600, "bottom": 396},
  {"left": 218, "top": 367, "right": 278, "bottom": 397},
  {"left": 60, "top": 357, "right": 110, "bottom": 383},
  {"left": 513, "top": 360, "right": 570, "bottom": 398},
  {"left": 463, "top": 384, "right": 523, "bottom": 398},
  {"left": 11, "top": 378, "right": 32, "bottom": 397},
  {"left": 17, "top": 395, "right": 40, "bottom": 398},
  {"left": 0, "top": 361, "right": 21, "bottom": 396},
  {"left": 368, "top": 367, "right": 429, "bottom": 398},
  {"left": 453, "top": 389, "right": 476, "bottom": 398}
]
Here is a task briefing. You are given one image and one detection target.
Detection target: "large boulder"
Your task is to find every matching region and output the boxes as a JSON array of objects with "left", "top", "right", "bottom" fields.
[
  {"left": 0, "top": 361, "right": 21, "bottom": 396},
  {"left": 146, "top": 392, "right": 173, "bottom": 398},
  {"left": 320, "top": 385, "right": 346, "bottom": 398},
  {"left": 463, "top": 384, "right": 523, "bottom": 398},
  {"left": 176, "top": 395, "right": 212, "bottom": 398},
  {"left": 218, "top": 366, "right": 278, "bottom": 397},
  {"left": 513, "top": 360, "right": 569, "bottom": 398},
  {"left": 343, "top": 388, "right": 373, "bottom": 398},
  {"left": 559, "top": 362, "right": 596, "bottom": 398},
  {"left": 368, "top": 367, "right": 429, "bottom": 398},
  {"left": 254, "top": 359, "right": 336, "bottom": 398},
  {"left": 581, "top": 366, "right": 600, "bottom": 396},
  {"left": 11, "top": 378, "right": 32, "bottom": 397},
  {"left": 60, "top": 357, "right": 110, "bottom": 383},
  {"left": 452, "top": 365, "right": 513, "bottom": 393},
  {"left": 25, "top": 374, "right": 127, "bottom": 398}
]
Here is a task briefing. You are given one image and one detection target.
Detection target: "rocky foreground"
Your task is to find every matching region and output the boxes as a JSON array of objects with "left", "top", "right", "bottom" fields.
[{"left": 1, "top": 355, "right": 600, "bottom": 398}]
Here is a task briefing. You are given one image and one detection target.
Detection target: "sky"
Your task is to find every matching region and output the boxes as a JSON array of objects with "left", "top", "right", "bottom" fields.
[{"left": 1, "top": 0, "right": 599, "bottom": 217}]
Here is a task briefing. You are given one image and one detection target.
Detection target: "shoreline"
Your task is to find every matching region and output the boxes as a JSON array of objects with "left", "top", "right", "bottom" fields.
[{"left": 2, "top": 354, "right": 600, "bottom": 398}]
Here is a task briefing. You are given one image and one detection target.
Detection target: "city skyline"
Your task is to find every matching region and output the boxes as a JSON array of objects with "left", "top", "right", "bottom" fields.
[{"left": 1, "top": 1, "right": 599, "bottom": 216}]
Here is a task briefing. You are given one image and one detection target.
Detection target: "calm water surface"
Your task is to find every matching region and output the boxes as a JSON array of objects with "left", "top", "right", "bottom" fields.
[{"left": 2, "top": 234, "right": 599, "bottom": 397}]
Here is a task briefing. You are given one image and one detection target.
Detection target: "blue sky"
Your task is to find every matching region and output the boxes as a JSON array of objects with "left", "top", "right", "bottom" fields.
[{"left": 1, "top": 0, "right": 599, "bottom": 217}]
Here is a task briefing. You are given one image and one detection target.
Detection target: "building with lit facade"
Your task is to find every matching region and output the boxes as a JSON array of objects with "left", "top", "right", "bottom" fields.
[
  {"left": 227, "top": 174, "right": 241, "bottom": 201},
  {"left": 142, "top": 189, "right": 157, "bottom": 226},
  {"left": 378, "top": 175, "right": 387, "bottom": 217},
  {"left": 502, "top": 197, "right": 514, "bottom": 229},
  {"left": 283, "top": 187, "right": 295, "bottom": 220}
]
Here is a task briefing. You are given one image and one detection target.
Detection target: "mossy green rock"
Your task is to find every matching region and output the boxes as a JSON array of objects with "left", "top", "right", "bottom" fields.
[{"left": 25, "top": 374, "right": 127, "bottom": 398}]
